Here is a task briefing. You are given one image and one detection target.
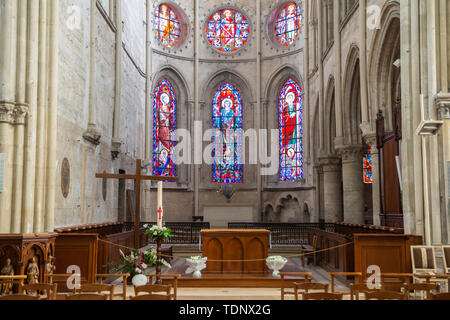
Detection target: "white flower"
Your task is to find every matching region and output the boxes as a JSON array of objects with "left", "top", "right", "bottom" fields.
[
  {"left": 153, "top": 231, "right": 158, "bottom": 236},
  {"left": 143, "top": 224, "right": 149, "bottom": 228}
]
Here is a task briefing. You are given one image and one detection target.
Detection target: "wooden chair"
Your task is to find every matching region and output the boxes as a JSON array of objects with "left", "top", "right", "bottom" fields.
[
  {"left": 0, "top": 294, "right": 41, "bottom": 300},
  {"left": 279, "top": 272, "right": 312, "bottom": 300},
  {"left": 130, "top": 294, "right": 172, "bottom": 300},
  {"left": 20, "top": 283, "right": 58, "bottom": 300},
  {"left": 442, "top": 245, "right": 450, "bottom": 275},
  {"left": 401, "top": 282, "right": 440, "bottom": 300},
  {"left": 350, "top": 283, "right": 383, "bottom": 300},
  {"left": 65, "top": 293, "right": 108, "bottom": 300},
  {"left": 430, "top": 292, "right": 450, "bottom": 300},
  {"left": 146, "top": 274, "right": 180, "bottom": 300},
  {"left": 96, "top": 273, "right": 129, "bottom": 300},
  {"left": 328, "top": 272, "right": 362, "bottom": 294},
  {"left": 301, "top": 235, "right": 318, "bottom": 266},
  {"left": 293, "top": 282, "right": 329, "bottom": 300},
  {"left": 364, "top": 290, "right": 407, "bottom": 300},
  {"left": 133, "top": 284, "right": 173, "bottom": 300},
  {"left": 411, "top": 245, "right": 447, "bottom": 290},
  {"left": 302, "top": 292, "right": 343, "bottom": 300},
  {"left": 73, "top": 283, "right": 115, "bottom": 300}
]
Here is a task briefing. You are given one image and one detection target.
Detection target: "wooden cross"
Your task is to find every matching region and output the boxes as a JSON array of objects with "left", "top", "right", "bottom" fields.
[{"left": 96, "top": 159, "right": 178, "bottom": 248}]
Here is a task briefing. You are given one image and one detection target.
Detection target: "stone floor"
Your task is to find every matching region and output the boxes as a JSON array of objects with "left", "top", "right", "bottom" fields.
[{"left": 109, "top": 257, "right": 353, "bottom": 300}]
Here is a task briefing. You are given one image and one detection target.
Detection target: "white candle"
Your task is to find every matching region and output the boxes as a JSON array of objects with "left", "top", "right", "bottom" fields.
[{"left": 157, "top": 181, "right": 163, "bottom": 228}]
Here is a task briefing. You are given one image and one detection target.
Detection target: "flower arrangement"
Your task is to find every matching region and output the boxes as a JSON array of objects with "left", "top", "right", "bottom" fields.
[
  {"left": 144, "top": 224, "right": 172, "bottom": 242},
  {"left": 110, "top": 247, "right": 171, "bottom": 276},
  {"left": 217, "top": 185, "right": 236, "bottom": 200},
  {"left": 186, "top": 256, "right": 208, "bottom": 279}
]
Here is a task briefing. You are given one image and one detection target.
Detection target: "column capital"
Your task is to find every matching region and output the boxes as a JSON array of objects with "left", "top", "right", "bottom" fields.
[
  {"left": 435, "top": 92, "right": 450, "bottom": 119},
  {"left": 336, "top": 144, "right": 364, "bottom": 162},
  {"left": 363, "top": 132, "right": 377, "bottom": 147},
  {"left": 318, "top": 155, "right": 341, "bottom": 172},
  {"left": 0, "top": 101, "right": 29, "bottom": 125}
]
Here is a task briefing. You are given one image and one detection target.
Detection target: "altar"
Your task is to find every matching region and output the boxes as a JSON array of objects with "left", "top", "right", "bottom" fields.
[{"left": 201, "top": 229, "right": 270, "bottom": 274}]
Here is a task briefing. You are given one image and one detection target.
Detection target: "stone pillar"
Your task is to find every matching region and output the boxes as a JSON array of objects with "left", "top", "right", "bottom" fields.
[
  {"left": 364, "top": 134, "right": 381, "bottom": 226},
  {"left": 338, "top": 145, "right": 365, "bottom": 224},
  {"left": 112, "top": 0, "right": 123, "bottom": 159},
  {"left": 319, "top": 156, "right": 342, "bottom": 222},
  {"left": 436, "top": 94, "right": 450, "bottom": 243}
]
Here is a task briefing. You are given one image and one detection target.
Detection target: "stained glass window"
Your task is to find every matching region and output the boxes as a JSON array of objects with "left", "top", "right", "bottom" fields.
[
  {"left": 212, "top": 83, "right": 243, "bottom": 184},
  {"left": 152, "top": 79, "right": 176, "bottom": 178},
  {"left": 206, "top": 9, "right": 250, "bottom": 53},
  {"left": 275, "top": 2, "right": 302, "bottom": 46},
  {"left": 279, "top": 78, "right": 303, "bottom": 182},
  {"left": 154, "top": 4, "right": 181, "bottom": 48},
  {"left": 363, "top": 147, "right": 373, "bottom": 184}
]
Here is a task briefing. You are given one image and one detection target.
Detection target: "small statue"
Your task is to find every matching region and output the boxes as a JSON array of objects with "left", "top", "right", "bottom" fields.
[
  {"left": 1, "top": 258, "right": 14, "bottom": 295},
  {"left": 26, "top": 257, "right": 39, "bottom": 294},
  {"left": 46, "top": 256, "right": 56, "bottom": 284}
]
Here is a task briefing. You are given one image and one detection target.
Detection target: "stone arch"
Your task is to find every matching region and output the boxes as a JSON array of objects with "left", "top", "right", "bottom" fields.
[
  {"left": 368, "top": 2, "right": 400, "bottom": 131},
  {"left": 200, "top": 70, "right": 255, "bottom": 188},
  {"left": 273, "top": 193, "right": 304, "bottom": 222},
  {"left": 343, "top": 45, "right": 362, "bottom": 145},
  {"left": 151, "top": 65, "right": 191, "bottom": 186}
]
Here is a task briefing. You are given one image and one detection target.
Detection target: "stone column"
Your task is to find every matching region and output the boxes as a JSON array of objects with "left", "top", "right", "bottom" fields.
[
  {"left": 83, "top": 0, "right": 101, "bottom": 145},
  {"left": 436, "top": 94, "right": 450, "bottom": 243},
  {"left": 333, "top": 0, "right": 343, "bottom": 144},
  {"left": 338, "top": 145, "right": 365, "bottom": 224},
  {"left": 318, "top": 1, "right": 324, "bottom": 151},
  {"left": 112, "top": 0, "right": 123, "bottom": 159},
  {"left": 303, "top": 0, "right": 310, "bottom": 163},
  {"left": 364, "top": 134, "right": 380, "bottom": 226},
  {"left": 319, "top": 156, "right": 342, "bottom": 222}
]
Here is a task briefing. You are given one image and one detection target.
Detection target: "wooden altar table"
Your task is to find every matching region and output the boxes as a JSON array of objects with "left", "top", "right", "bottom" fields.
[{"left": 201, "top": 229, "right": 270, "bottom": 274}]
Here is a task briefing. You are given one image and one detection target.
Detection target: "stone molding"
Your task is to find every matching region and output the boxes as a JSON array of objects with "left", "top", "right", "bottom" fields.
[
  {"left": 0, "top": 101, "right": 29, "bottom": 125},
  {"left": 111, "top": 139, "right": 122, "bottom": 159},
  {"left": 336, "top": 144, "right": 364, "bottom": 163},
  {"left": 318, "top": 155, "right": 341, "bottom": 172},
  {"left": 435, "top": 92, "right": 450, "bottom": 119},
  {"left": 82, "top": 124, "right": 102, "bottom": 146}
]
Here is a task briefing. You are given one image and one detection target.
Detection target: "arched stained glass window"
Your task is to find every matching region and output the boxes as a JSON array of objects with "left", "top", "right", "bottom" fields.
[
  {"left": 152, "top": 79, "right": 176, "bottom": 178},
  {"left": 154, "top": 4, "right": 181, "bottom": 48},
  {"left": 275, "top": 2, "right": 302, "bottom": 46},
  {"left": 206, "top": 9, "right": 250, "bottom": 53},
  {"left": 212, "top": 83, "right": 243, "bottom": 184},
  {"left": 279, "top": 78, "right": 303, "bottom": 181},
  {"left": 363, "top": 147, "right": 373, "bottom": 184}
]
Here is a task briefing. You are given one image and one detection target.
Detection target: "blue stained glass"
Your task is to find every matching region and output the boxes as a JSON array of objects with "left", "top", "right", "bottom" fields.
[
  {"left": 152, "top": 79, "right": 177, "bottom": 178},
  {"left": 212, "top": 83, "right": 244, "bottom": 184},
  {"left": 279, "top": 78, "right": 303, "bottom": 182}
]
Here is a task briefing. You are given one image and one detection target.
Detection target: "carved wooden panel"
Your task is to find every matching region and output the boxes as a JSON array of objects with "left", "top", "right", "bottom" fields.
[
  {"left": 54, "top": 234, "right": 98, "bottom": 292},
  {"left": 354, "top": 234, "right": 423, "bottom": 282},
  {"left": 202, "top": 229, "right": 269, "bottom": 274}
]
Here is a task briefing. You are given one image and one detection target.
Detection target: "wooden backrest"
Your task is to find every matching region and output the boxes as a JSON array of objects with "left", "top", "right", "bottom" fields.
[
  {"left": 21, "top": 283, "right": 58, "bottom": 300},
  {"left": 75, "top": 283, "right": 115, "bottom": 300},
  {"left": 442, "top": 246, "right": 450, "bottom": 274},
  {"left": 302, "top": 292, "right": 343, "bottom": 300},
  {"left": 411, "top": 246, "right": 437, "bottom": 273},
  {"left": 65, "top": 293, "right": 108, "bottom": 300},
  {"left": 402, "top": 282, "right": 440, "bottom": 300},
  {"left": 430, "top": 293, "right": 450, "bottom": 300},
  {"left": 294, "top": 282, "right": 329, "bottom": 293},
  {"left": 350, "top": 283, "right": 381, "bottom": 300},
  {"left": 134, "top": 284, "right": 172, "bottom": 297},
  {"left": 130, "top": 294, "right": 172, "bottom": 301},
  {"left": 312, "top": 235, "right": 318, "bottom": 249},
  {"left": 0, "top": 294, "right": 41, "bottom": 300},
  {"left": 365, "top": 290, "right": 406, "bottom": 300}
]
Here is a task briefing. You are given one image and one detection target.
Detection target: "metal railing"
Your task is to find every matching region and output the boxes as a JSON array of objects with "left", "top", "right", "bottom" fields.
[
  {"left": 123, "top": 222, "right": 210, "bottom": 245},
  {"left": 228, "top": 222, "right": 335, "bottom": 245}
]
